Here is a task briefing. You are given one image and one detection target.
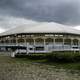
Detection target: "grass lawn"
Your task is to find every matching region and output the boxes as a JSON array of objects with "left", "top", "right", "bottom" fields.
[{"left": 0, "top": 52, "right": 80, "bottom": 80}]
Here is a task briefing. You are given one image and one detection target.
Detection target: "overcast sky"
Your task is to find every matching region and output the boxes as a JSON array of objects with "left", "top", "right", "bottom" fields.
[{"left": 0, "top": 0, "right": 80, "bottom": 32}]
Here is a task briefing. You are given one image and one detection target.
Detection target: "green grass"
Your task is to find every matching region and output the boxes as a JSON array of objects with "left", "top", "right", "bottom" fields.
[{"left": 15, "top": 51, "right": 80, "bottom": 70}]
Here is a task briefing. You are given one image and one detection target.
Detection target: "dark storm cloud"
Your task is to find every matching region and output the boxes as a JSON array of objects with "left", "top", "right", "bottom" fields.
[{"left": 0, "top": 0, "right": 80, "bottom": 26}]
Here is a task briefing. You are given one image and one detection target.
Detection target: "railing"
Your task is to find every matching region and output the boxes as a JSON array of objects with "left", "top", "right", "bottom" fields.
[{"left": 0, "top": 43, "right": 80, "bottom": 52}]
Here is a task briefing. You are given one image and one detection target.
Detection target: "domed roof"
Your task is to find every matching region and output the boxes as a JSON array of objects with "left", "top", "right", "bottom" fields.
[{"left": 0, "top": 22, "right": 80, "bottom": 36}]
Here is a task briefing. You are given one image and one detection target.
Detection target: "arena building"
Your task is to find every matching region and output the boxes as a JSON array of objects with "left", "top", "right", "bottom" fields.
[{"left": 0, "top": 22, "right": 80, "bottom": 56}]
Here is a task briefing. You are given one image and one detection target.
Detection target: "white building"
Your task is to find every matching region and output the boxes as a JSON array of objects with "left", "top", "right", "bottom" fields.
[{"left": 0, "top": 22, "right": 80, "bottom": 56}]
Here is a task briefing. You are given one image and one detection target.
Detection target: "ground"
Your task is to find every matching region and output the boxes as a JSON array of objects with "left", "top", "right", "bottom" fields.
[{"left": 0, "top": 52, "right": 80, "bottom": 80}]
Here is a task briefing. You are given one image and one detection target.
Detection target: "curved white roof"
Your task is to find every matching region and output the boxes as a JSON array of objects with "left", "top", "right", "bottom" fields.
[{"left": 0, "top": 22, "right": 80, "bottom": 36}]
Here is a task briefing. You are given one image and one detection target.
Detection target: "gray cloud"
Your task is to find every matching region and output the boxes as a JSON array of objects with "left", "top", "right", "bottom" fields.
[
  {"left": 0, "top": 15, "right": 39, "bottom": 30},
  {"left": 0, "top": 0, "right": 80, "bottom": 29}
]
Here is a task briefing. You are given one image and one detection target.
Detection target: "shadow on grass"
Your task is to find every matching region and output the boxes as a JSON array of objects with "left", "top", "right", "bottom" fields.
[
  {"left": 15, "top": 51, "right": 80, "bottom": 70},
  {"left": 15, "top": 52, "right": 80, "bottom": 62}
]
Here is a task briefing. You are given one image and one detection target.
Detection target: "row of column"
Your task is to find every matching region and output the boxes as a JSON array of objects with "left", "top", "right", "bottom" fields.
[
  {"left": 33, "top": 38, "right": 79, "bottom": 45},
  {"left": 0, "top": 37, "right": 79, "bottom": 45}
]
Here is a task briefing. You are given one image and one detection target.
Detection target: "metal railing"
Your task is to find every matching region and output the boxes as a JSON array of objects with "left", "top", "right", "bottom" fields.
[{"left": 0, "top": 43, "right": 80, "bottom": 52}]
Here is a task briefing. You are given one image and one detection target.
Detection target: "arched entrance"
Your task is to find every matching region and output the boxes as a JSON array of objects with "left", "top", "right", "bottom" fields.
[
  {"left": 11, "top": 39, "right": 16, "bottom": 43},
  {"left": 35, "top": 38, "right": 44, "bottom": 44},
  {"left": 5, "top": 39, "right": 9, "bottom": 43},
  {"left": 73, "top": 39, "right": 79, "bottom": 45},
  {"left": 55, "top": 38, "right": 63, "bottom": 44},
  {"left": 45, "top": 38, "right": 53, "bottom": 44},
  {"left": 64, "top": 39, "right": 71, "bottom": 45},
  {"left": 26, "top": 38, "right": 34, "bottom": 44},
  {"left": 18, "top": 38, "right": 24, "bottom": 43}
]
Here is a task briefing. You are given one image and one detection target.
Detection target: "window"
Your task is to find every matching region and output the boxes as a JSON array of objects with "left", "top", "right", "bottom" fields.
[{"left": 35, "top": 46, "right": 44, "bottom": 51}]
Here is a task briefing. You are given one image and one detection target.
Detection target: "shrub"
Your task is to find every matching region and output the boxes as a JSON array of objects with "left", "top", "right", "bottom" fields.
[{"left": 46, "top": 51, "right": 80, "bottom": 63}]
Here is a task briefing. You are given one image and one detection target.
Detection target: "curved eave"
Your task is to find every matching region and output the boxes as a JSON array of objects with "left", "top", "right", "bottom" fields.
[{"left": 0, "top": 32, "right": 80, "bottom": 38}]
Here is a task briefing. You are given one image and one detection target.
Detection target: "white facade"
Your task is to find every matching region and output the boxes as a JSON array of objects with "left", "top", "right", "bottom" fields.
[{"left": 0, "top": 22, "right": 80, "bottom": 57}]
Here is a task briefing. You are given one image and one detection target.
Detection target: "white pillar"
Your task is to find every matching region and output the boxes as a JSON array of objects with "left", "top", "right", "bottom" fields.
[
  {"left": 9, "top": 39, "right": 11, "bottom": 45},
  {"left": 78, "top": 39, "right": 79, "bottom": 46},
  {"left": 34, "top": 39, "right": 36, "bottom": 45},
  {"left": 16, "top": 37, "right": 18, "bottom": 45},
  {"left": 53, "top": 38, "right": 55, "bottom": 47},
  {"left": 3, "top": 38, "right": 5, "bottom": 45},
  {"left": 71, "top": 38, "right": 73, "bottom": 47},
  {"left": 33, "top": 39, "right": 36, "bottom": 53},
  {"left": 44, "top": 39, "right": 46, "bottom": 45},
  {"left": 53, "top": 38, "right": 55, "bottom": 51},
  {"left": 44, "top": 39, "right": 46, "bottom": 52},
  {"left": 79, "top": 40, "right": 80, "bottom": 53},
  {"left": 24, "top": 38, "right": 26, "bottom": 45},
  {"left": 11, "top": 52, "right": 16, "bottom": 58},
  {"left": 63, "top": 38, "right": 64, "bottom": 50},
  {"left": 54, "top": 38, "right": 55, "bottom": 45},
  {"left": 27, "top": 43, "right": 29, "bottom": 54}
]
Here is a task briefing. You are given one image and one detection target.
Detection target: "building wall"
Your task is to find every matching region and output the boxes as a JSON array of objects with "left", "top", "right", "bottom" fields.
[{"left": 0, "top": 33, "right": 80, "bottom": 52}]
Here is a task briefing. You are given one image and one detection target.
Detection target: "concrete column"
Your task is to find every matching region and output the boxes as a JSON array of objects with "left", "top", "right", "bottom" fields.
[
  {"left": 44, "top": 38, "right": 46, "bottom": 52},
  {"left": 33, "top": 39, "right": 36, "bottom": 53},
  {"left": 44, "top": 39, "right": 46, "bottom": 45},
  {"left": 53, "top": 38, "right": 55, "bottom": 50},
  {"left": 63, "top": 38, "right": 64, "bottom": 49},
  {"left": 12, "top": 37, "right": 14, "bottom": 45},
  {"left": 24, "top": 38, "right": 26, "bottom": 46},
  {"left": 3, "top": 38, "right": 5, "bottom": 45},
  {"left": 71, "top": 38, "right": 73, "bottom": 48},
  {"left": 9, "top": 39, "right": 11, "bottom": 45},
  {"left": 34, "top": 39, "right": 36, "bottom": 45},
  {"left": 78, "top": 39, "right": 79, "bottom": 46},
  {"left": 54, "top": 38, "right": 55, "bottom": 46},
  {"left": 27, "top": 43, "right": 29, "bottom": 54},
  {"left": 0, "top": 38, "right": 2, "bottom": 44},
  {"left": 16, "top": 37, "right": 18, "bottom": 45},
  {"left": 77, "top": 39, "right": 80, "bottom": 52},
  {"left": 79, "top": 39, "right": 80, "bottom": 52}
]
